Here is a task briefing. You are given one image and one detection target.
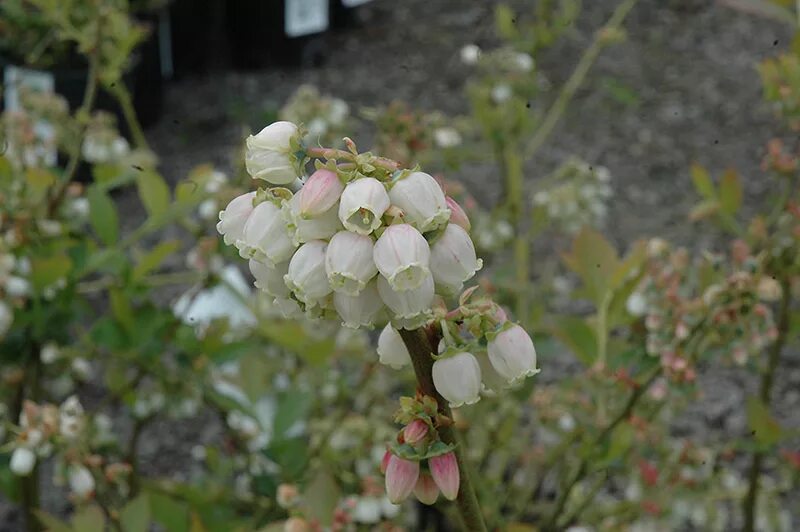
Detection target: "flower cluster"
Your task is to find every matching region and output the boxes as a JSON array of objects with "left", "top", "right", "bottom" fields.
[
  {"left": 532, "top": 157, "right": 613, "bottom": 235},
  {"left": 217, "top": 120, "right": 484, "bottom": 331},
  {"left": 81, "top": 111, "right": 130, "bottom": 164},
  {"left": 759, "top": 52, "right": 800, "bottom": 130},
  {"left": 280, "top": 84, "right": 350, "bottom": 147}
]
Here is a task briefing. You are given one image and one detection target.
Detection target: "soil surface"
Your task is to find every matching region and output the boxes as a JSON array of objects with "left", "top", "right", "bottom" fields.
[{"left": 3, "top": 0, "right": 799, "bottom": 529}]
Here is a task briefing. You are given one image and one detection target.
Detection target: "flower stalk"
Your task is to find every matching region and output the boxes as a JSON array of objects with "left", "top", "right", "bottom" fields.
[{"left": 398, "top": 327, "right": 488, "bottom": 532}]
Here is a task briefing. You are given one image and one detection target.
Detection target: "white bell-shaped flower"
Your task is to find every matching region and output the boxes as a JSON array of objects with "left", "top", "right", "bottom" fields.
[
  {"left": 10, "top": 447, "right": 35, "bottom": 476},
  {"left": 377, "top": 324, "right": 410, "bottom": 369},
  {"left": 249, "top": 259, "right": 290, "bottom": 298},
  {"left": 333, "top": 280, "right": 384, "bottom": 328},
  {"left": 376, "top": 273, "right": 434, "bottom": 329},
  {"left": 284, "top": 194, "right": 342, "bottom": 244},
  {"left": 68, "top": 465, "right": 95, "bottom": 498},
  {"left": 237, "top": 201, "right": 296, "bottom": 266},
  {"left": 487, "top": 324, "right": 539, "bottom": 384},
  {"left": 338, "top": 178, "right": 390, "bottom": 235},
  {"left": 244, "top": 121, "right": 299, "bottom": 184},
  {"left": 430, "top": 224, "right": 482, "bottom": 295},
  {"left": 284, "top": 240, "right": 332, "bottom": 305},
  {"left": 326, "top": 231, "right": 378, "bottom": 295},
  {"left": 373, "top": 224, "right": 431, "bottom": 291},
  {"left": 216, "top": 192, "right": 256, "bottom": 246},
  {"left": 297, "top": 169, "right": 344, "bottom": 217},
  {"left": 389, "top": 172, "right": 450, "bottom": 232},
  {"left": 432, "top": 351, "right": 482, "bottom": 407}
]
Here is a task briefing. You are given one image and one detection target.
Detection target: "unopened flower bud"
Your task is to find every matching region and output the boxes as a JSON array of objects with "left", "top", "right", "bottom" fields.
[
  {"left": 284, "top": 241, "right": 332, "bottom": 305},
  {"left": 430, "top": 224, "right": 482, "bottom": 294},
  {"left": 333, "top": 281, "right": 384, "bottom": 328},
  {"left": 380, "top": 449, "right": 392, "bottom": 475},
  {"left": 374, "top": 224, "right": 431, "bottom": 291},
  {"left": 249, "top": 260, "right": 290, "bottom": 298},
  {"left": 245, "top": 121, "right": 299, "bottom": 184},
  {"left": 414, "top": 473, "right": 440, "bottom": 505},
  {"left": 487, "top": 324, "right": 538, "bottom": 384},
  {"left": 403, "top": 420, "right": 429, "bottom": 444},
  {"left": 237, "top": 200, "right": 296, "bottom": 266},
  {"left": 298, "top": 169, "right": 343, "bottom": 217},
  {"left": 446, "top": 197, "right": 471, "bottom": 231},
  {"left": 68, "top": 464, "right": 95, "bottom": 498},
  {"left": 385, "top": 454, "right": 420, "bottom": 504},
  {"left": 388, "top": 172, "right": 449, "bottom": 232},
  {"left": 10, "top": 447, "right": 35, "bottom": 476},
  {"left": 429, "top": 452, "right": 459, "bottom": 501},
  {"left": 377, "top": 325, "right": 411, "bottom": 368},
  {"left": 326, "top": 231, "right": 378, "bottom": 295},
  {"left": 377, "top": 274, "right": 434, "bottom": 329},
  {"left": 338, "top": 178, "right": 390, "bottom": 235},
  {"left": 432, "top": 351, "right": 482, "bottom": 407},
  {"left": 277, "top": 483, "right": 299, "bottom": 509},
  {"left": 216, "top": 192, "right": 256, "bottom": 246}
]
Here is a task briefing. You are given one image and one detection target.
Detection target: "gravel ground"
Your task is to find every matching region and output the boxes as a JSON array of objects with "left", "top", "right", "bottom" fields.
[{"left": 3, "top": 0, "right": 799, "bottom": 528}]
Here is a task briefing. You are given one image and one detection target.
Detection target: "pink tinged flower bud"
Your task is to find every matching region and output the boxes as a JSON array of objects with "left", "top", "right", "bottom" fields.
[
  {"left": 10, "top": 447, "right": 35, "bottom": 476},
  {"left": 338, "top": 177, "right": 390, "bottom": 235},
  {"left": 429, "top": 224, "right": 482, "bottom": 295},
  {"left": 237, "top": 201, "right": 296, "bottom": 267},
  {"left": 333, "top": 281, "right": 384, "bottom": 329},
  {"left": 249, "top": 259, "right": 290, "bottom": 298},
  {"left": 376, "top": 274, "right": 434, "bottom": 330},
  {"left": 487, "top": 324, "right": 539, "bottom": 384},
  {"left": 432, "top": 352, "right": 482, "bottom": 407},
  {"left": 245, "top": 121, "right": 299, "bottom": 184},
  {"left": 414, "top": 473, "right": 440, "bottom": 505},
  {"left": 68, "top": 465, "right": 95, "bottom": 499},
  {"left": 216, "top": 192, "right": 256, "bottom": 246},
  {"left": 284, "top": 241, "right": 332, "bottom": 305},
  {"left": 388, "top": 172, "right": 450, "bottom": 232},
  {"left": 385, "top": 455, "right": 420, "bottom": 504},
  {"left": 326, "top": 231, "right": 378, "bottom": 295},
  {"left": 298, "top": 169, "right": 344, "bottom": 217},
  {"left": 377, "top": 324, "right": 411, "bottom": 369},
  {"left": 446, "top": 197, "right": 471, "bottom": 231},
  {"left": 373, "top": 224, "right": 431, "bottom": 291},
  {"left": 429, "top": 452, "right": 459, "bottom": 501},
  {"left": 403, "top": 420, "right": 429, "bottom": 444},
  {"left": 284, "top": 194, "right": 342, "bottom": 245},
  {"left": 380, "top": 450, "right": 392, "bottom": 475}
]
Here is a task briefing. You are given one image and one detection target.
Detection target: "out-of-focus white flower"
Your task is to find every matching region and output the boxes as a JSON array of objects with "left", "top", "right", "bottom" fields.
[
  {"left": 10, "top": 447, "right": 35, "bottom": 476},
  {"left": 244, "top": 121, "right": 299, "bottom": 184},
  {"left": 59, "top": 396, "right": 84, "bottom": 439},
  {"left": 71, "top": 358, "right": 92, "bottom": 381},
  {"left": 284, "top": 240, "right": 331, "bottom": 305},
  {"left": 333, "top": 281, "right": 384, "bottom": 328},
  {"left": 460, "top": 44, "right": 481, "bottom": 65},
  {"left": 249, "top": 259, "right": 290, "bottom": 298},
  {"left": 198, "top": 199, "right": 218, "bottom": 220},
  {"left": 68, "top": 464, "right": 95, "bottom": 498},
  {"left": 491, "top": 84, "right": 513, "bottom": 104},
  {"left": 325, "top": 230, "right": 377, "bottom": 295},
  {"left": 329, "top": 99, "right": 349, "bottom": 124},
  {"left": 377, "top": 324, "right": 411, "bottom": 369},
  {"left": 434, "top": 127, "right": 462, "bottom": 148},
  {"left": 432, "top": 351, "right": 482, "bottom": 407},
  {"left": 487, "top": 324, "right": 538, "bottom": 384},
  {"left": 429, "top": 224, "right": 482, "bottom": 295},
  {"left": 352, "top": 496, "right": 383, "bottom": 524},
  {"left": 216, "top": 192, "right": 256, "bottom": 246},
  {"left": 388, "top": 172, "right": 450, "bottom": 232},
  {"left": 377, "top": 273, "right": 434, "bottom": 329},
  {"left": 0, "top": 301, "right": 13, "bottom": 337},
  {"left": 237, "top": 200, "right": 296, "bottom": 266},
  {"left": 38, "top": 220, "right": 62, "bottom": 236},
  {"left": 5, "top": 276, "right": 30, "bottom": 298},
  {"left": 204, "top": 170, "right": 227, "bottom": 193},
  {"left": 297, "top": 169, "right": 343, "bottom": 217},
  {"left": 373, "top": 224, "right": 431, "bottom": 291},
  {"left": 513, "top": 52, "right": 534, "bottom": 72},
  {"left": 338, "top": 178, "right": 390, "bottom": 235}
]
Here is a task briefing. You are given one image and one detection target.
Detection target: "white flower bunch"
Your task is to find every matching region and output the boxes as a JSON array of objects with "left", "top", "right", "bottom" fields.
[{"left": 217, "top": 121, "right": 484, "bottom": 331}]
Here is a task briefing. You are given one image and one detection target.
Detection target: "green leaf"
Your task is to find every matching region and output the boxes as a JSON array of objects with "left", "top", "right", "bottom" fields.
[
  {"left": 302, "top": 470, "right": 340, "bottom": 526},
  {"left": 30, "top": 254, "right": 72, "bottom": 290},
  {"left": 549, "top": 317, "right": 596, "bottom": 366},
  {"left": 562, "top": 227, "right": 620, "bottom": 306},
  {"left": 110, "top": 288, "right": 135, "bottom": 332},
  {"left": 495, "top": 4, "right": 518, "bottom": 40},
  {"left": 136, "top": 170, "right": 171, "bottom": 219},
  {"left": 148, "top": 492, "right": 189, "bottom": 532},
  {"left": 71, "top": 505, "right": 106, "bottom": 532},
  {"left": 88, "top": 186, "right": 119, "bottom": 245},
  {"left": 121, "top": 494, "right": 151, "bottom": 532},
  {"left": 34, "top": 511, "right": 72, "bottom": 532},
  {"left": 273, "top": 390, "right": 312, "bottom": 438},
  {"left": 133, "top": 240, "right": 180, "bottom": 280},
  {"left": 689, "top": 163, "right": 715, "bottom": 199},
  {"left": 266, "top": 437, "right": 308, "bottom": 478},
  {"left": 718, "top": 168, "right": 743, "bottom": 216},
  {"left": 746, "top": 396, "right": 782, "bottom": 448},
  {"left": 25, "top": 167, "right": 56, "bottom": 202}
]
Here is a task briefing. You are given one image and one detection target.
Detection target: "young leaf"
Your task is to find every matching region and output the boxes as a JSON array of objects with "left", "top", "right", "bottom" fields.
[
  {"left": 133, "top": 240, "right": 181, "bottom": 280},
  {"left": 689, "top": 163, "right": 715, "bottom": 199},
  {"left": 88, "top": 186, "right": 119, "bottom": 245},
  {"left": 549, "top": 317, "right": 597, "bottom": 366},
  {"left": 562, "top": 227, "right": 620, "bottom": 306},
  {"left": 120, "top": 494, "right": 151, "bottom": 532},
  {"left": 136, "top": 170, "right": 171, "bottom": 219},
  {"left": 718, "top": 168, "right": 743, "bottom": 216}
]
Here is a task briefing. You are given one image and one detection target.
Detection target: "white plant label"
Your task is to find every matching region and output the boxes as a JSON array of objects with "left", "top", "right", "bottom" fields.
[{"left": 285, "top": 0, "right": 329, "bottom": 38}]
